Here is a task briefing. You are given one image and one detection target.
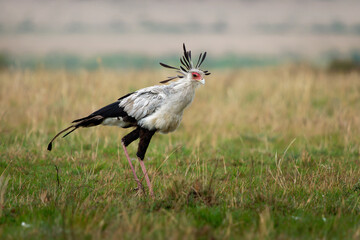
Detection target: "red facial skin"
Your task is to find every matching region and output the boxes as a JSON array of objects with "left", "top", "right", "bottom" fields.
[{"left": 191, "top": 72, "right": 202, "bottom": 80}]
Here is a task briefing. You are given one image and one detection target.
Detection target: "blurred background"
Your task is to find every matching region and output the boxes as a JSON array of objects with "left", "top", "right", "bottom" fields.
[
  {"left": 1, "top": 0, "right": 360, "bottom": 71},
  {"left": 2, "top": 2, "right": 360, "bottom": 239}
]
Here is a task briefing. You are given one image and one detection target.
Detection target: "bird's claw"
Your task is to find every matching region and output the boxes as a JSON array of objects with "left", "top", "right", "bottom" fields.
[
  {"left": 134, "top": 182, "right": 145, "bottom": 196},
  {"left": 133, "top": 186, "right": 144, "bottom": 192}
]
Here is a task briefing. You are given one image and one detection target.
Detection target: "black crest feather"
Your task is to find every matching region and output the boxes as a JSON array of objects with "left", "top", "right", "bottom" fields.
[
  {"left": 159, "top": 62, "right": 179, "bottom": 70},
  {"left": 159, "top": 43, "right": 211, "bottom": 84}
]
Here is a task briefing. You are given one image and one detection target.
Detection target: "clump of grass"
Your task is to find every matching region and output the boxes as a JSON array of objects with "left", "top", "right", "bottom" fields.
[{"left": 1, "top": 67, "right": 360, "bottom": 239}]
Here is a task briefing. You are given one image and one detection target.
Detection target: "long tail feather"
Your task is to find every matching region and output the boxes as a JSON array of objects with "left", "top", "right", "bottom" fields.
[
  {"left": 62, "top": 127, "right": 78, "bottom": 138},
  {"left": 47, "top": 125, "right": 77, "bottom": 151}
]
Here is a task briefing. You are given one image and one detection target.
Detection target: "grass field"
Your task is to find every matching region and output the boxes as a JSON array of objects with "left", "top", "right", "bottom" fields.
[{"left": 1, "top": 66, "right": 360, "bottom": 239}]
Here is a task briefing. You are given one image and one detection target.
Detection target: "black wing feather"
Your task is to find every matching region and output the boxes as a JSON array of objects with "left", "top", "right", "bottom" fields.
[
  {"left": 48, "top": 95, "right": 137, "bottom": 151},
  {"left": 72, "top": 101, "right": 135, "bottom": 126}
]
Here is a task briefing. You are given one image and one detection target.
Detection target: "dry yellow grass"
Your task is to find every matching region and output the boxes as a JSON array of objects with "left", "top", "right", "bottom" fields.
[{"left": 1, "top": 66, "right": 359, "bottom": 145}]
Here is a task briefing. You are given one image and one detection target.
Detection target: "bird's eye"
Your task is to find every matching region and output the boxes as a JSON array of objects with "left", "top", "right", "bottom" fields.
[{"left": 192, "top": 73, "right": 199, "bottom": 77}]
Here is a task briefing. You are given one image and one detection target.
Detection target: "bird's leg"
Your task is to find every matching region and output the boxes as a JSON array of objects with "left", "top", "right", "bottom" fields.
[
  {"left": 121, "top": 128, "right": 143, "bottom": 193},
  {"left": 121, "top": 142, "right": 143, "bottom": 193},
  {"left": 138, "top": 158, "right": 154, "bottom": 199},
  {"left": 137, "top": 128, "right": 156, "bottom": 199}
]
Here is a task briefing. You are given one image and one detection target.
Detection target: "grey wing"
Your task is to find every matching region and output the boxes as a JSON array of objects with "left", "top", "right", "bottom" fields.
[{"left": 119, "top": 85, "right": 167, "bottom": 121}]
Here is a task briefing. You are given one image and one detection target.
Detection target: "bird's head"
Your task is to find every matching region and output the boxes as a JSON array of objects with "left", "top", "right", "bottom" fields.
[{"left": 159, "top": 43, "right": 210, "bottom": 85}]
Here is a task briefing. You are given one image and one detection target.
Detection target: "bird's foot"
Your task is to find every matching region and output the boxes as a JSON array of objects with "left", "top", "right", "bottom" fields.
[
  {"left": 134, "top": 181, "right": 145, "bottom": 196},
  {"left": 149, "top": 191, "right": 155, "bottom": 200}
]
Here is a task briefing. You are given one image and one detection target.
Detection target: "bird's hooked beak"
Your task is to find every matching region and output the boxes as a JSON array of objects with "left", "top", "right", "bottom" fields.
[{"left": 199, "top": 78, "right": 205, "bottom": 85}]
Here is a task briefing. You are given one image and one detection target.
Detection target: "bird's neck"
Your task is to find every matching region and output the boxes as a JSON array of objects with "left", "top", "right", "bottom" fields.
[
  {"left": 171, "top": 78, "right": 201, "bottom": 91},
  {"left": 166, "top": 79, "right": 199, "bottom": 113}
]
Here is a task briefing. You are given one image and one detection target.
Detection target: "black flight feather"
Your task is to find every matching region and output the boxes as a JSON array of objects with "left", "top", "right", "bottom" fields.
[
  {"left": 49, "top": 100, "right": 137, "bottom": 151},
  {"left": 72, "top": 102, "right": 124, "bottom": 124},
  {"left": 118, "top": 92, "right": 135, "bottom": 101}
]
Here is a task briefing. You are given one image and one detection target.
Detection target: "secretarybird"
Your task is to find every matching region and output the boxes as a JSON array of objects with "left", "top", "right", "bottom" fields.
[{"left": 47, "top": 44, "right": 210, "bottom": 198}]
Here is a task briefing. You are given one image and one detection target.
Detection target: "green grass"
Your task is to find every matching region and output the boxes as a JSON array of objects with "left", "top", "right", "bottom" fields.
[
  {"left": 1, "top": 131, "right": 360, "bottom": 239},
  {"left": 1, "top": 68, "right": 360, "bottom": 239}
]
